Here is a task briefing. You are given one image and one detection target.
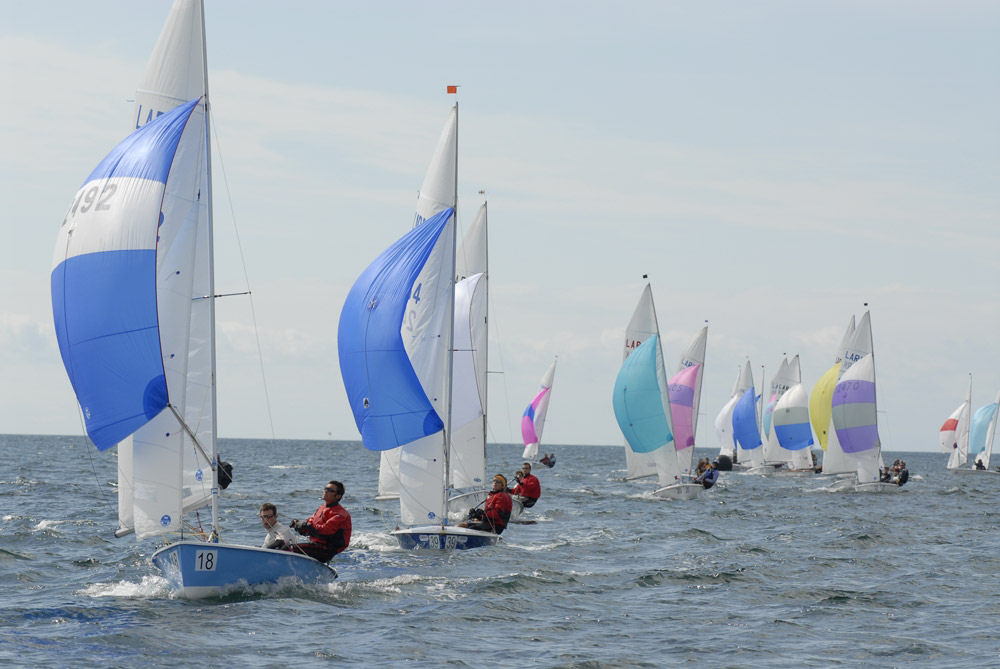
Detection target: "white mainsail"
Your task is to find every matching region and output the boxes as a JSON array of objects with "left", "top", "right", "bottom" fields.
[
  {"left": 396, "top": 107, "right": 459, "bottom": 526},
  {"left": 380, "top": 106, "right": 459, "bottom": 500},
  {"left": 622, "top": 285, "right": 661, "bottom": 480},
  {"left": 122, "top": 0, "right": 215, "bottom": 539}
]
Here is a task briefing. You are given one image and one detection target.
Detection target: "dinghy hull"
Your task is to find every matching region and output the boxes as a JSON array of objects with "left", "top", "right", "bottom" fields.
[
  {"left": 392, "top": 525, "right": 499, "bottom": 550},
  {"left": 151, "top": 541, "right": 337, "bottom": 599},
  {"left": 652, "top": 482, "right": 703, "bottom": 500}
]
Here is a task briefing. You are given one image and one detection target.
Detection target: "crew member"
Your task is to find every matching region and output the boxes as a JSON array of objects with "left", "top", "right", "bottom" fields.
[
  {"left": 510, "top": 462, "right": 541, "bottom": 508},
  {"left": 693, "top": 460, "right": 719, "bottom": 489},
  {"left": 259, "top": 502, "right": 296, "bottom": 550},
  {"left": 460, "top": 474, "right": 512, "bottom": 534},
  {"left": 289, "top": 480, "right": 352, "bottom": 563}
]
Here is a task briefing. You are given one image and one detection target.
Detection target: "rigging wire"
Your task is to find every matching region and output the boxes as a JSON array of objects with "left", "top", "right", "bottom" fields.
[{"left": 209, "top": 106, "right": 276, "bottom": 439}]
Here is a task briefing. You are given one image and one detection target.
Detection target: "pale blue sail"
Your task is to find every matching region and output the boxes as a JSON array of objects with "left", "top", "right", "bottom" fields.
[
  {"left": 970, "top": 402, "right": 999, "bottom": 457},
  {"left": 612, "top": 335, "right": 673, "bottom": 453}
]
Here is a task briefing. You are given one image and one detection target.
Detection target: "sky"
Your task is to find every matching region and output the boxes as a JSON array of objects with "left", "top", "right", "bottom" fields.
[{"left": 1, "top": 1, "right": 998, "bottom": 454}]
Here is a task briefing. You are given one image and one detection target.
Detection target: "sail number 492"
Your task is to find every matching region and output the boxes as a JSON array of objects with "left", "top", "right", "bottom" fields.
[{"left": 194, "top": 550, "right": 218, "bottom": 571}]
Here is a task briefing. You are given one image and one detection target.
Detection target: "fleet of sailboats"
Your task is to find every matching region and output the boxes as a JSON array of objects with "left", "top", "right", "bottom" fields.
[{"left": 50, "top": 1, "right": 991, "bottom": 599}]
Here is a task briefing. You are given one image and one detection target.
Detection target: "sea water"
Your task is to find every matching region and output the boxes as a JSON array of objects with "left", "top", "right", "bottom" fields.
[{"left": 2, "top": 434, "right": 998, "bottom": 667}]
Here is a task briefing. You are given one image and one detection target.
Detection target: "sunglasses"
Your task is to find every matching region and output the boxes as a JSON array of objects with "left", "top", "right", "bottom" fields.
[{"left": 324, "top": 488, "right": 339, "bottom": 494}]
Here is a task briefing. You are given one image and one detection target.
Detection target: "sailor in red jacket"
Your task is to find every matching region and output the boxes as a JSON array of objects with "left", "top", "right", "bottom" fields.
[
  {"left": 510, "top": 462, "right": 541, "bottom": 508},
  {"left": 289, "top": 480, "right": 352, "bottom": 563},
  {"left": 460, "top": 474, "right": 513, "bottom": 534}
]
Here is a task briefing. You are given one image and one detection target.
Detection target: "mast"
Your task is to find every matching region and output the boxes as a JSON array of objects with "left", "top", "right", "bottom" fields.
[
  {"left": 482, "top": 195, "right": 489, "bottom": 475},
  {"left": 199, "top": 0, "right": 220, "bottom": 540},
  {"left": 964, "top": 371, "right": 973, "bottom": 466},
  {"left": 442, "top": 101, "right": 458, "bottom": 521}
]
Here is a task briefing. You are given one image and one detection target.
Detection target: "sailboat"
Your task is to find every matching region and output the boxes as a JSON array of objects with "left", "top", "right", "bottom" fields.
[
  {"left": 522, "top": 358, "right": 558, "bottom": 461},
  {"left": 714, "top": 361, "right": 754, "bottom": 469},
  {"left": 52, "top": 0, "right": 335, "bottom": 598},
  {"left": 830, "top": 308, "right": 898, "bottom": 492},
  {"left": 940, "top": 376, "right": 972, "bottom": 471},
  {"left": 760, "top": 356, "right": 803, "bottom": 471},
  {"left": 941, "top": 378, "right": 1000, "bottom": 475},
  {"left": 731, "top": 361, "right": 766, "bottom": 473},
  {"left": 670, "top": 326, "right": 708, "bottom": 480},
  {"left": 966, "top": 391, "right": 1000, "bottom": 474},
  {"left": 339, "top": 105, "right": 499, "bottom": 550},
  {"left": 810, "top": 316, "right": 857, "bottom": 477},
  {"left": 613, "top": 284, "right": 703, "bottom": 500},
  {"left": 771, "top": 380, "right": 816, "bottom": 474}
]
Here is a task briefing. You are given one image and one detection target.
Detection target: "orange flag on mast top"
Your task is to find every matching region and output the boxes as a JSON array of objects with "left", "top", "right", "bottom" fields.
[{"left": 446, "top": 85, "right": 458, "bottom": 94}]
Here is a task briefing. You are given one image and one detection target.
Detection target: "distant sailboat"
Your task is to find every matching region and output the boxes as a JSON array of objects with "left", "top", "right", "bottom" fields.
[
  {"left": 830, "top": 308, "right": 899, "bottom": 492},
  {"left": 772, "top": 381, "right": 816, "bottom": 474},
  {"left": 522, "top": 358, "right": 557, "bottom": 461},
  {"left": 613, "top": 284, "right": 703, "bottom": 500},
  {"left": 670, "top": 326, "right": 708, "bottom": 479},
  {"left": 53, "top": 0, "right": 336, "bottom": 597},
  {"left": 967, "top": 392, "right": 1000, "bottom": 474},
  {"left": 731, "top": 361, "right": 765, "bottom": 473},
  {"left": 940, "top": 376, "right": 972, "bottom": 471},
  {"left": 810, "top": 315, "right": 857, "bottom": 476},
  {"left": 942, "top": 377, "right": 1000, "bottom": 475},
  {"left": 762, "top": 355, "right": 815, "bottom": 474},
  {"left": 715, "top": 361, "right": 754, "bottom": 467}
]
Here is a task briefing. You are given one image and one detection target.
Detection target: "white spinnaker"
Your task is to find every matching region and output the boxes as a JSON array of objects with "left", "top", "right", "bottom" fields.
[
  {"left": 381, "top": 104, "right": 459, "bottom": 500},
  {"left": 449, "top": 273, "right": 487, "bottom": 489},
  {"left": 623, "top": 285, "right": 660, "bottom": 480},
  {"left": 120, "top": 0, "right": 215, "bottom": 539},
  {"left": 398, "top": 215, "right": 456, "bottom": 526}
]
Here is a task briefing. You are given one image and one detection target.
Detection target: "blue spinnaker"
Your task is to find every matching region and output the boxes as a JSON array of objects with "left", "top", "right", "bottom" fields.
[
  {"left": 732, "top": 387, "right": 762, "bottom": 450},
  {"left": 338, "top": 208, "right": 454, "bottom": 451},
  {"left": 51, "top": 98, "right": 201, "bottom": 451}
]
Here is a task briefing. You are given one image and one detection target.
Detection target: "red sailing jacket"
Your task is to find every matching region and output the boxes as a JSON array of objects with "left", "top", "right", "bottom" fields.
[
  {"left": 512, "top": 474, "right": 541, "bottom": 500},
  {"left": 484, "top": 490, "right": 513, "bottom": 532},
  {"left": 306, "top": 502, "right": 352, "bottom": 554}
]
